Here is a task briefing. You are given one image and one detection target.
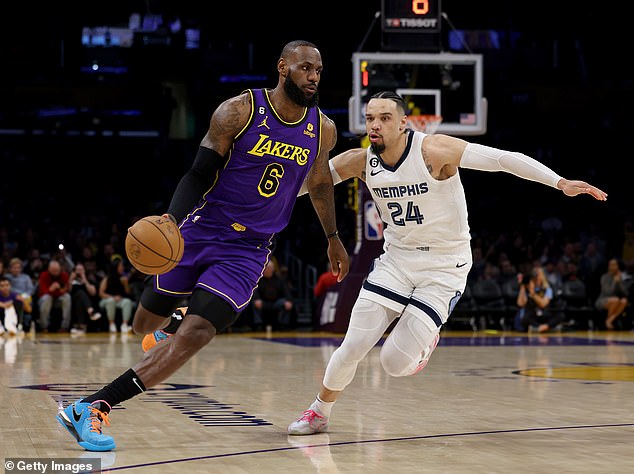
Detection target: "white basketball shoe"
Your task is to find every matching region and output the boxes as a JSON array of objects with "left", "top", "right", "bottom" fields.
[{"left": 288, "top": 409, "right": 329, "bottom": 435}]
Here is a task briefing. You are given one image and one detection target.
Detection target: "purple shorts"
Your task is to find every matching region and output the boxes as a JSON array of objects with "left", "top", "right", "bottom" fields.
[{"left": 153, "top": 236, "right": 271, "bottom": 312}]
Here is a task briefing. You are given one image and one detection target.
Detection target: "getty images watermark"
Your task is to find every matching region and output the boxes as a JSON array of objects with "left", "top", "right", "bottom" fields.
[{"left": 4, "top": 458, "right": 101, "bottom": 474}]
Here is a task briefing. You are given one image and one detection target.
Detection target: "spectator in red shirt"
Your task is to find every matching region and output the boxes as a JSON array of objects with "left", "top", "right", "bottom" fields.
[
  {"left": 314, "top": 262, "right": 339, "bottom": 298},
  {"left": 38, "top": 259, "right": 71, "bottom": 332}
]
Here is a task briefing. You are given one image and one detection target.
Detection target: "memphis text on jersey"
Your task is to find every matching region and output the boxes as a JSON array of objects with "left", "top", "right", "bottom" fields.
[{"left": 371, "top": 182, "right": 429, "bottom": 199}]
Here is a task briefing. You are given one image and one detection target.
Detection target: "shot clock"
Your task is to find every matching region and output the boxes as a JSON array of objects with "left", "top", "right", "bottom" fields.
[
  {"left": 351, "top": 1, "right": 487, "bottom": 137},
  {"left": 382, "top": 0, "right": 442, "bottom": 33},
  {"left": 380, "top": 0, "right": 442, "bottom": 51}
]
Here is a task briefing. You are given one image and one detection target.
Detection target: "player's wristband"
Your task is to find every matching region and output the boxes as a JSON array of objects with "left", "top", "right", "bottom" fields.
[{"left": 326, "top": 230, "right": 339, "bottom": 239}]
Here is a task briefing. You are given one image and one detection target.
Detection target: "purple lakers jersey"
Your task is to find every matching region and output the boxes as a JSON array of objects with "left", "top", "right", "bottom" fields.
[
  {"left": 155, "top": 89, "right": 322, "bottom": 310},
  {"left": 191, "top": 88, "right": 321, "bottom": 241}
]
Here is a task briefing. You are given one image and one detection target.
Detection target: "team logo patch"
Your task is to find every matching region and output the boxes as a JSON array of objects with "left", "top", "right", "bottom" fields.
[
  {"left": 257, "top": 116, "right": 270, "bottom": 129},
  {"left": 364, "top": 201, "right": 383, "bottom": 240},
  {"left": 303, "top": 122, "right": 316, "bottom": 138},
  {"left": 448, "top": 290, "right": 462, "bottom": 314}
]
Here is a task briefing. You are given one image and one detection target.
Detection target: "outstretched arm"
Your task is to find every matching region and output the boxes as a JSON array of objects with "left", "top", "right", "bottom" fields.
[
  {"left": 458, "top": 141, "right": 608, "bottom": 201},
  {"left": 423, "top": 134, "right": 607, "bottom": 201}
]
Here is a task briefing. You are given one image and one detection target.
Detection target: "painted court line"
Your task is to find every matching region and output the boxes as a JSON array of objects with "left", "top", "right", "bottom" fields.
[{"left": 103, "top": 422, "right": 634, "bottom": 472}]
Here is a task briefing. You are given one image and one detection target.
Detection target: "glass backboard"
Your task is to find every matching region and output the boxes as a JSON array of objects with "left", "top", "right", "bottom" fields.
[{"left": 349, "top": 52, "right": 487, "bottom": 136}]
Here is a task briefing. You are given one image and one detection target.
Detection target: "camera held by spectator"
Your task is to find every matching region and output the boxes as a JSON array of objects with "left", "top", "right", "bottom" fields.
[{"left": 517, "top": 269, "right": 537, "bottom": 286}]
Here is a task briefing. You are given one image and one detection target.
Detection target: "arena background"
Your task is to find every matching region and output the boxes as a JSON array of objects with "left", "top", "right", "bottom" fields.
[{"left": 1, "top": 0, "right": 631, "bottom": 322}]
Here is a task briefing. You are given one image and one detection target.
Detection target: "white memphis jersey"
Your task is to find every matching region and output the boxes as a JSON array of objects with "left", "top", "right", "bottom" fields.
[{"left": 365, "top": 130, "right": 471, "bottom": 253}]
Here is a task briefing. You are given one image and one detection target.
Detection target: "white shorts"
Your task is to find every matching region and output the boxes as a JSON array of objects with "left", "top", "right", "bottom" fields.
[{"left": 359, "top": 245, "right": 472, "bottom": 330}]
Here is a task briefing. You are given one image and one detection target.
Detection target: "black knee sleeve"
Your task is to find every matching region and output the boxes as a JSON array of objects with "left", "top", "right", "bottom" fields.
[
  {"left": 139, "top": 278, "right": 181, "bottom": 317},
  {"left": 189, "top": 289, "right": 239, "bottom": 332}
]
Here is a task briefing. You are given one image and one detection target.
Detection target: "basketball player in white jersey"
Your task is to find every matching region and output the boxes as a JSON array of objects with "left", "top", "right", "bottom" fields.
[{"left": 288, "top": 90, "right": 607, "bottom": 435}]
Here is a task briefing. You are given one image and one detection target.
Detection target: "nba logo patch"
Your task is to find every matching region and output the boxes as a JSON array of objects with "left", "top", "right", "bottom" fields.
[{"left": 364, "top": 201, "right": 383, "bottom": 241}]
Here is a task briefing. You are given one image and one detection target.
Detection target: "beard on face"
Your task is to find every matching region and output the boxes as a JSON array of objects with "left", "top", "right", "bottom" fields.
[
  {"left": 284, "top": 75, "right": 319, "bottom": 107},
  {"left": 370, "top": 142, "right": 386, "bottom": 154}
]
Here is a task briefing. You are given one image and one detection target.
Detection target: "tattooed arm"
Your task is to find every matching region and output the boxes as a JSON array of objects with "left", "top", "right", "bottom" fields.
[
  {"left": 305, "top": 113, "right": 350, "bottom": 282},
  {"left": 167, "top": 93, "right": 251, "bottom": 223}
]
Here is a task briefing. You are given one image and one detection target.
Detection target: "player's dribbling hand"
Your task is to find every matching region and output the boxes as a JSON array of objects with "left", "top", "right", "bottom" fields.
[{"left": 162, "top": 213, "right": 178, "bottom": 224}]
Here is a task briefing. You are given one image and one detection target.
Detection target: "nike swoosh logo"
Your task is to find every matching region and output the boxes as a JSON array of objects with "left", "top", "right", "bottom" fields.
[
  {"left": 456, "top": 262, "right": 468, "bottom": 268},
  {"left": 132, "top": 377, "right": 145, "bottom": 393},
  {"left": 370, "top": 169, "right": 384, "bottom": 176},
  {"left": 72, "top": 404, "right": 83, "bottom": 423}
]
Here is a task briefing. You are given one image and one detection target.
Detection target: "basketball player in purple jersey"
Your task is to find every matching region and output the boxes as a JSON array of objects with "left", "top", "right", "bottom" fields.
[{"left": 56, "top": 40, "right": 350, "bottom": 452}]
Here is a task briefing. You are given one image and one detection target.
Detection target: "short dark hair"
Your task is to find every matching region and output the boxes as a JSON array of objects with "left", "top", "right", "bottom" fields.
[
  {"left": 370, "top": 91, "right": 409, "bottom": 115},
  {"left": 281, "top": 40, "right": 318, "bottom": 59}
]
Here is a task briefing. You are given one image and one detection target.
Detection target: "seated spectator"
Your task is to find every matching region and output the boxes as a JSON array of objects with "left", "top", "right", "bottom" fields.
[
  {"left": 515, "top": 266, "right": 563, "bottom": 333},
  {"left": 83, "top": 258, "right": 104, "bottom": 287},
  {"left": 24, "top": 248, "right": 45, "bottom": 283},
  {"left": 99, "top": 257, "right": 134, "bottom": 333},
  {"left": 37, "top": 259, "right": 72, "bottom": 333},
  {"left": 126, "top": 264, "right": 147, "bottom": 303},
  {"left": 543, "top": 259, "right": 564, "bottom": 294},
  {"left": 314, "top": 262, "right": 339, "bottom": 299},
  {"left": 69, "top": 262, "right": 101, "bottom": 335},
  {"left": 252, "top": 260, "right": 294, "bottom": 331},
  {"left": 5, "top": 257, "right": 35, "bottom": 331},
  {"left": 312, "top": 261, "right": 342, "bottom": 330},
  {"left": 496, "top": 256, "right": 518, "bottom": 286},
  {"left": 595, "top": 258, "right": 629, "bottom": 330},
  {"left": 278, "top": 264, "right": 296, "bottom": 296},
  {"left": 0, "top": 275, "right": 24, "bottom": 335}
]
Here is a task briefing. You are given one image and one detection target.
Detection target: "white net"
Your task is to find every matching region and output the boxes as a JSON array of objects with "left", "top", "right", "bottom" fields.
[{"left": 406, "top": 114, "right": 443, "bottom": 134}]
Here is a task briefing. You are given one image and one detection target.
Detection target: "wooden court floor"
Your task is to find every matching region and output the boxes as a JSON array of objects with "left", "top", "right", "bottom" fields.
[{"left": 1, "top": 328, "right": 633, "bottom": 473}]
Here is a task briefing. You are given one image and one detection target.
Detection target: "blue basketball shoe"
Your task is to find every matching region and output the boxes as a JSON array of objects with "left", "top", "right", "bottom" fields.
[
  {"left": 141, "top": 329, "right": 170, "bottom": 352},
  {"left": 56, "top": 400, "right": 116, "bottom": 451}
]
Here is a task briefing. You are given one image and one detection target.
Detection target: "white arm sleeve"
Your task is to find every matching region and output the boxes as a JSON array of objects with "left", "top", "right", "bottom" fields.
[
  {"left": 297, "top": 159, "right": 343, "bottom": 196},
  {"left": 460, "top": 143, "right": 562, "bottom": 189}
]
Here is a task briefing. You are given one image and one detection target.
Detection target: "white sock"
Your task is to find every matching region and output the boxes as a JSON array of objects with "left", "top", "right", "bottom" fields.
[{"left": 311, "top": 395, "right": 334, "bottom": 417}]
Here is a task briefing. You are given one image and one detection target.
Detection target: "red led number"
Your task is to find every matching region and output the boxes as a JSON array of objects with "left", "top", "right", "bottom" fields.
[{"left": 412, "top": 0, "right": 429, "bottom": 15}]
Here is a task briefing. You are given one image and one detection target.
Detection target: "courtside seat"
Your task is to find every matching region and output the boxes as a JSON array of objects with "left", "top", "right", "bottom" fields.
[
  {"left": 449, "top": 284, "right": 479, "bottom": 331},
  {"left": 560, "top": 279, "right": 596, "bottom": 329},
  {"left": 471, "top": 279, "right": 506, "bottom": 329}
]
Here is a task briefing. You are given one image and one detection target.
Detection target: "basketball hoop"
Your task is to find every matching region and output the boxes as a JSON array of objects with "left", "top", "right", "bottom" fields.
[{"left": 406, "top": 114, "right": 443, "bottom": 134}]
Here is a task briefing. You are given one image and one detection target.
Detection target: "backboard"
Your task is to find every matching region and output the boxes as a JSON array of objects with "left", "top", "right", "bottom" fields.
[{"left": 349, "top": 52, "right": 487, "bottom": 136}]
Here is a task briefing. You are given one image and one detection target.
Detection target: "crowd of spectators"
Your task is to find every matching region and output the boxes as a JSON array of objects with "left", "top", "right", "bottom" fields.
[
  {"left": 0, "top": 236, "right": 143, "bottom": 335},
  {"left": 0, "top": 150, "right": 634, "bottom": 332},
  {"left": 1, "top": 195, "right": 633, "bottom": 334}
]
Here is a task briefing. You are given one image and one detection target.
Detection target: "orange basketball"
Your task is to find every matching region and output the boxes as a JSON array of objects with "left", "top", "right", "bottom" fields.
[{"left": 125, "top": 215, "right": 184, "bottom": 275}]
